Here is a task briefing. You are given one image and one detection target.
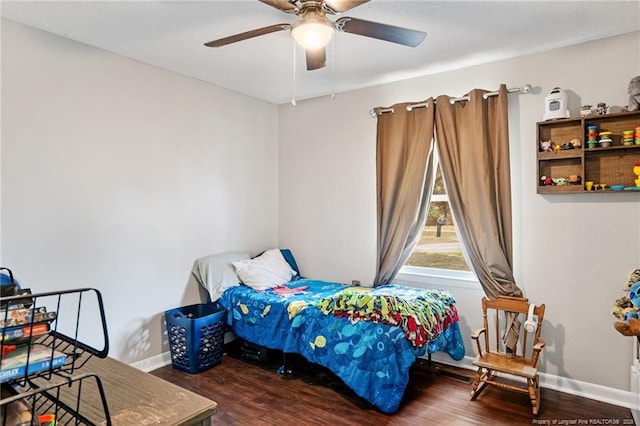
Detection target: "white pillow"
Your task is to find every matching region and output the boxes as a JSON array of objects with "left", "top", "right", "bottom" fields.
[
  {"left": 232, "top": 249, "right": 296, "bottom": 291},
  {"left": 191, "top": 251, "right": 251, "bottom": 301}
]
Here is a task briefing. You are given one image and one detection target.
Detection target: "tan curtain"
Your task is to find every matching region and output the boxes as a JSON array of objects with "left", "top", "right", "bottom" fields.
[
  {"left": 374, "top": 100, "right": 436, "bottom": 286},
  {"left": 434, "top": 85, "right": 522, "bottom": 349}
]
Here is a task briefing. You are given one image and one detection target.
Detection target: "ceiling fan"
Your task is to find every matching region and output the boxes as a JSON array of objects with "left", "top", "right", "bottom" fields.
[{"left": 204, "top": 0, "right": 426, "bottom": 71}]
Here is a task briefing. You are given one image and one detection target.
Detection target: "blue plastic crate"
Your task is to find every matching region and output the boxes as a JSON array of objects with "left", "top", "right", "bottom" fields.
[{"left": 165, "top": 303, "right": 227, "bottom": 374}]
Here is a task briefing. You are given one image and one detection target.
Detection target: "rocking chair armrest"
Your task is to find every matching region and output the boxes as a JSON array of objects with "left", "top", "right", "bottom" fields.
[
  {"left": 471, "top": 328, "right": 486, "bottom": 357},
  {"left": 471, "top": 328, "right": 486, "bottom": 340},
  {"left": 532, "top": 338, "right": 546, "bottom": 351},
  {"left": 531, "top": 338, "right": 546, "bottom": 366}
]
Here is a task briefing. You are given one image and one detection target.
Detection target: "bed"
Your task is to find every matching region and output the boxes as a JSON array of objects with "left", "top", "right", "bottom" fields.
[{"left": 193, "top": 249, "right": 465, "bottom": 414}]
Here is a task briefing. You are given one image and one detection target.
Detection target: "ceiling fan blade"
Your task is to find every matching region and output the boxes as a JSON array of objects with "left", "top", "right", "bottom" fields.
[
  {"left": 306, "top": 48, "right": 327, "bottom": 70},
  {"left": 324, "top": 0, "right": 370, "bottom": 14},
  {"left": 204, "top": 24, "right": 291, "bottom": 47},
  {"left": 335, "top": 17, "right": 426, "bottom": 47},
  {"left": 259, "top": 0, "right": 299, "bottom": 13}
]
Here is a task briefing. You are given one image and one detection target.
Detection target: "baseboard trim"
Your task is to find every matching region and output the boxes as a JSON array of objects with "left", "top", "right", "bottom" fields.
[
  {"left": 426, "top": 353, "right": 637, "bottom": 411},
  {"left": 130, "top": 352, "right": 172, "bottom": 372}
]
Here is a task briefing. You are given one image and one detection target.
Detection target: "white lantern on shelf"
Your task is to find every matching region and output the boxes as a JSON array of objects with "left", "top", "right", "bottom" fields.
[{"left": 543, "top": 87, "right": 570, "bottom": 120}]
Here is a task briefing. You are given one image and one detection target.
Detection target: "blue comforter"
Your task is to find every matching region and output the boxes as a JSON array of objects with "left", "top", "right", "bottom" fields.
[{"left": 218, "top": 279, "right": 465, "bottom": 413}]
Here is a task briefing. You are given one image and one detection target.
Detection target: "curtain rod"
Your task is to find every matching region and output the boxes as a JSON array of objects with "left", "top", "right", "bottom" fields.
[{"left": 369, "top": 84, "right": 532, "bottom": 117}]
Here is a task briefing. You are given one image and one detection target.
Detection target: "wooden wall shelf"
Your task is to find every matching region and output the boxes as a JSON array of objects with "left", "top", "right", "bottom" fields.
[{"left": 537, "top": 110, "right": 640, "bottom": 194}]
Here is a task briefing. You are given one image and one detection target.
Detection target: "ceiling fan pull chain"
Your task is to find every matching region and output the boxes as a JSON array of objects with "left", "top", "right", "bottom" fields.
[
  {"left": 330, "top": 35, "right": 336, "bottom": 100},
  {"left": 291, "top": 40, "right": 297, "bottom": 106}
]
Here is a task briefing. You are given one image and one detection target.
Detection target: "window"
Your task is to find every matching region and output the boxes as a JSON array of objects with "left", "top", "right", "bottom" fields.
[
  {"left": 399, "top": 159, "right": 478, "bottom": 289},
  {"left": 404, "top": 162, "right": 470, "bottom": 272}
]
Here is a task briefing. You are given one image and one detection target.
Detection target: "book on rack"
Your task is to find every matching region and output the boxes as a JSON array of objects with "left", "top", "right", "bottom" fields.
[
  {"left": 0, "top": 306, "right": 57, "bottom": 330},
  {"left": 0, "top": 344, "right": 67, "bottom": 383},
  {"left": 1, "top": 322, "right": 51, "bottom": 343}
]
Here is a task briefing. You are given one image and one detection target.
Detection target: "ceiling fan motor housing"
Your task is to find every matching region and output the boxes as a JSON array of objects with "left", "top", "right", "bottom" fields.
[{"left": 291, "top": 2, "right": 335, "bottom": 50}]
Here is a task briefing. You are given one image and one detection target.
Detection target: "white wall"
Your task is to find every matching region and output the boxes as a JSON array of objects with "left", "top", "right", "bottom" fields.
[
  {"left": 1, "top": 19, "right": 279, "bottom": 363},
  {"left": 279, "top": 31, "right": 640, "bottom": 395}
]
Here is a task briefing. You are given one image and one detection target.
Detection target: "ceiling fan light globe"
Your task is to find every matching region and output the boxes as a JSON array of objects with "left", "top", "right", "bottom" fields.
[{"left": 291, "top": 20, "right": 334, "bottom": 50}]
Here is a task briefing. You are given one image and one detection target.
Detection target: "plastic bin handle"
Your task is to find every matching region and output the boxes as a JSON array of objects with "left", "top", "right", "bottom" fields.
[{"left": 0, "top": 267, "right": 14, "bottom": 283}]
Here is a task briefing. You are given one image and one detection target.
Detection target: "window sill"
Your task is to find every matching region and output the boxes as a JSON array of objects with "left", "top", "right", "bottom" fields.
[{"left": 395, "top": 266, "right": 481, "bottom": 290}]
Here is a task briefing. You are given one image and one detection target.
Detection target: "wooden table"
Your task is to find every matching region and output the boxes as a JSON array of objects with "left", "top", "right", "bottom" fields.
[{"left": 64, "top": 356, "right": 217, "bottom": 426}]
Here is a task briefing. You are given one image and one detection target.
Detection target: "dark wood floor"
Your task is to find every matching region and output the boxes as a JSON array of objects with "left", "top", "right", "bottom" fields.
[{"left": 150, "top": 346, "right": 635, "bottom": 426}]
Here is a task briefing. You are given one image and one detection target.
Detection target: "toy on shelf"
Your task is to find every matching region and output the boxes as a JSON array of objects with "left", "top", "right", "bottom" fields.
[
  {"left": 623, "top": 130, "right": 635, "bottom": 146},
  {"left": 587, "top": 125, "right": 598, "bottom": 148},
  {"left": 539, "top": 140, "right": 552, "bottom": 152},
  {"left": 539, "top": 175, "right": 582, "bottom": 187},
  {"left": 596, "top": 102, "right": 608, "bottom": 115},
  {"left": 634, "top": 162, "right": 640, "bottom": 187},
  {"left": 627, "top": 76, "right": 640, "bottom": 112},
  {"left": 599, "top": 131, "right": 612, "bottom": 147}
]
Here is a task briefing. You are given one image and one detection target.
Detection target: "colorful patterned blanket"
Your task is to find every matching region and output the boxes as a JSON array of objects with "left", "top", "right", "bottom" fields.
[{"left": 315, "top": 285, "right": 459, "bottom": 348}]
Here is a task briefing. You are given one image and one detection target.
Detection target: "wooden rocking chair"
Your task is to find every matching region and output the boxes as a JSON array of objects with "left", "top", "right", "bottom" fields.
[{"left": 470, "top": 296, "right": 546, "bottom": 415}]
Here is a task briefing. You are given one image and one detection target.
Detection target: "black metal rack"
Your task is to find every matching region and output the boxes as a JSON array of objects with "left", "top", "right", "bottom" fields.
[{"left": 1, "top": 287, "right": 111, "bottom": 425}]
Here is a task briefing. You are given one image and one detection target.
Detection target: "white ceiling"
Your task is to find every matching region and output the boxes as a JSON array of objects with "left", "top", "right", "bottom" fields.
[{"left": 2, "top": 1, "right": 639, "bottom": 105}]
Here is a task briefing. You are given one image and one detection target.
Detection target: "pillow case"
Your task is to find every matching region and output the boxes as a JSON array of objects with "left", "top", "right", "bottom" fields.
[
  {"left": 191, "top": 251, "right": 251, "bottom": 302},
  {"left": 254, "top": 248, "right": 302, "bottom": 280},
  {"left": 233, "top": 248, "right": 296, "bottom": 291}
]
